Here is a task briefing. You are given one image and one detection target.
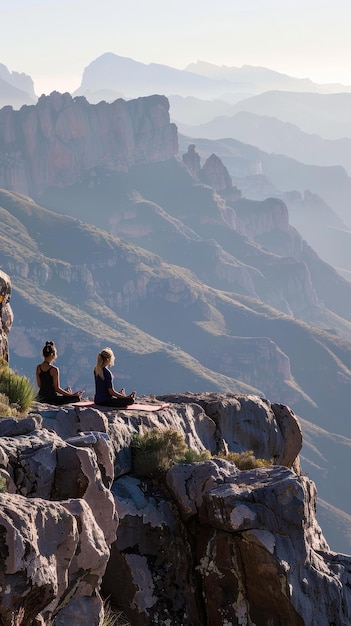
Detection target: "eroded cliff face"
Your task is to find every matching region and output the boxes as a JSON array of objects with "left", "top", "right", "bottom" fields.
[
  {"left": 1, "top": 392, "right": 350, "bottom": 625},
  {"left": 0, "top": 412, "right": 117, "bottom": 626},
  {"left": 0, "top": 100, "right": 332, "bottom": 338},
  {"left": 0, "top": 92, "right": 178, "bottom": 198},
  {"left": 0, "top": 269, "right": 12, "bottom": 361},
  {"left": 179, "top": 146, "right": 321, "bottom": 317}
]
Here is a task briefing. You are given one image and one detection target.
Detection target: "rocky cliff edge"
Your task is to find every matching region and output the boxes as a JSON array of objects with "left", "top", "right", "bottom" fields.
[
  {"left": 0, "top": 269, "right": 12, "bottom": 362},
  {"left": 0, "top": 392, "right": 350, "bottom": 625}
]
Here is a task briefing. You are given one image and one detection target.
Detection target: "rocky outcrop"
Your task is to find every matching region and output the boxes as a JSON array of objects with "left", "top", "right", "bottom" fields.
[
  {"left": 0, "top": 413, "right": 117, "bottom": 625},
  {"left": 0, "top": 269, "right": 12, "bottom": 361},
  {"left": 0, "top": 92, "right": 178, "bottom": 198},
  {"left": 156, "top": 393, "right": 303, "bottom": 470},
  {"left": 160, "top": 463, "right": 337, "bottom": 625},
  {"left": 1, "top": 393, "right": 349, "bottom": 625},
  {"left": 182, "top": 145, "right": 242, "bottom": 202},
  {"left": 232, "top": 196, "right": 290, "bottom": 238},
  {"left": 179, "top": 149, "right": 324, "bottom": 320},
  {"left": 97, "top": 394, "right": 350, "bottom": 626},
  {"left": 0, "top": 494, "right": 110, "bottom": 626},
  {"left": 200, "top": 152, "right": 242, "bottom": 202},
  {"left": 182, "top": 143, "right": 201, "bottom": 176},
  {"left": 165, "top": 463, "right": 348, "bottom": 626}
]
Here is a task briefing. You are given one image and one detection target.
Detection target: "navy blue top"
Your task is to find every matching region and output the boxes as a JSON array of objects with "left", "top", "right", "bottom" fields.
[{"left": 94, "top": 367, "right": 113, "bottom": 403}]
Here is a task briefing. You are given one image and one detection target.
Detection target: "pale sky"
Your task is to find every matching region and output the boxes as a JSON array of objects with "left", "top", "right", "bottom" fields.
[{"left": 2, "top": 0, "right": 351, "bottom": 95}]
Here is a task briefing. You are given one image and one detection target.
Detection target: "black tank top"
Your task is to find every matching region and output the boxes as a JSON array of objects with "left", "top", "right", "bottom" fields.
[{"left": 38, "top": 366, "right": 56, "bottom": 400}]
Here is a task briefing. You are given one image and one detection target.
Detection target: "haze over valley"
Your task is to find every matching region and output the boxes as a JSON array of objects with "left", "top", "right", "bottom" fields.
[{"left": 3, "top": 0, "right": 351, "bottom": 556}]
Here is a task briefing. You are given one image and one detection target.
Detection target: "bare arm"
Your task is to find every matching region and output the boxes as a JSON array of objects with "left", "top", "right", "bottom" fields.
[
  {"left": 35, "top": 365, "right": 41, "bottom": 388},
  {"left": 51, "top": 367, "right": 82, "bottom": 397}
]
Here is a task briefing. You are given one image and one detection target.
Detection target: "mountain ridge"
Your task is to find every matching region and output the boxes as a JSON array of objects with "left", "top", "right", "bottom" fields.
[
  {"left": 74, "top": 53, "right": 351, "bottom": 103},
  {"left": 184, "top": 59, "right": 351, "bottom": 93},
  {"left": 1, "top": 93, "right": 351, "bottom": 553},
  {"left": 176, "top": 109, "right": 351, "bottom": 175}
]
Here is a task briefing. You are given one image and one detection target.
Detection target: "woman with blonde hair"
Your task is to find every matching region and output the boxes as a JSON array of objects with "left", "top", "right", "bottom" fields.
[
  {"left": 36, "top": 341, "right": 83, "bottom": 405},
  {"left": 94, "top": 347, "right": 135, "bottom": 407}
]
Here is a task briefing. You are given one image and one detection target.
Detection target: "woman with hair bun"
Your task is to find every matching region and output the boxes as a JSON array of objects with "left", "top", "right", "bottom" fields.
[
  {"left": 94, "top": 347, "right": 135, "bottom": 407},
  {"left": 36, "top": 341, "right": 83, "bottom": 405}
]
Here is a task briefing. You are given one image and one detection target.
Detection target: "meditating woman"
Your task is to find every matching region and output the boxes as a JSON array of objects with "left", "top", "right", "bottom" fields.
[
  {"left": 94, "top": 347, "right": 135, "bottom": 407},
  {"left": 36, "top": 341, "right": 83, "bottom": 405}
]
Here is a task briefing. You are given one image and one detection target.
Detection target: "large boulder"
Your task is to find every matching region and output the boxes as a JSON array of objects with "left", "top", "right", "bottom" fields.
[
  {"left": 104, "top": 461, "right": 351, "bottom": 626},
  {"left": 0, "top": 493, "right": 109, "bottom": 626},
  {"left": 0, "top": 414, "right": 118, "bottom": 625},
  {"left": 158, "top": 393, "right": 303, "bottom": 469}
]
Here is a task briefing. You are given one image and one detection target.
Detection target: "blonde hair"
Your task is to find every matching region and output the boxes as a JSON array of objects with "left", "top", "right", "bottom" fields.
[{"left": 94, "top": 347, "right": 115, "bottom": 379}]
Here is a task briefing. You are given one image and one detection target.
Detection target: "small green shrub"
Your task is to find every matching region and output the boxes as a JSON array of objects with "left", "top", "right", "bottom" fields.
[
  {"left": 102, "top": 602, "right": 117, "bottom": 626},
  {"left": 177, "top": 448, "right": 212, "bottom": 464},
  {"left": 0, "top": 392, "right": 16, "bottom": 417},
  {"left": 217, "top": 450, "right": 272, "bottom": 470},
  {"left": 0, "top": 357, "right": 8, "bottom": 376},
  {"left": 102, "top": 599, "right": 130, "bottom": 626},
  {"left": 0, "top": 475, "right": 6, "bottom": 493},
  {"left": 0, "top": 367, "right": 36, "bottom": 414},
  {"left": 132, "top": 428, "right": 188, "bottom": 477},
  {"left": 132, "top": 428, "right": 212, "bottom": 476},
  {"left": 132, "top": 428, "right": 187, "bottom": 454}
]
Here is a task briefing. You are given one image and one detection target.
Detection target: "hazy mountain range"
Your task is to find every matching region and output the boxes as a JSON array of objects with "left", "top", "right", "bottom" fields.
[
  {"left": 174, "top": 90, "right": 351, "bottom": 140},
  {"left": 184, "top": 59, "right": 350, "bottom": 95},
  {"left": 175, "top": 109, "right": 351, "bottom": 174},
  {"left": 2, "top": 56, "right": 351, "bottom": 552},
  {"left": 176, "top": 133, "right": 351, "bottom": 276},
  {"left": 3, "top": 52, "right": 351, "bottom": 106}
]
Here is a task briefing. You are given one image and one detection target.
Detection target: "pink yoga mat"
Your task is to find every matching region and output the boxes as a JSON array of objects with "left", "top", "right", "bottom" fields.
[
  {"left": 125, "top": 403, "right": 170, "bottom": 411},
  {"left": 74, "top": 401, "right": 170, "bottom": 411}
]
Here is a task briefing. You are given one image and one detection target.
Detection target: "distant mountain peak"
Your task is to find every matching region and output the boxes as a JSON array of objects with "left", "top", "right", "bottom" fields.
[
  {"left": 0, "top": 63, "right": 36, "bottom": 109},
  {"left": 184, "top": 59, "right": 351, "bottom": 93}
]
